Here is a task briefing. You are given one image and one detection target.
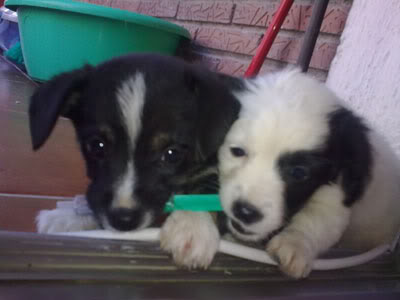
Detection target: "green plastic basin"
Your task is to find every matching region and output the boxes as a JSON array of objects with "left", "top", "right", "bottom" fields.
[{"left": 5, "top": 0, "right": 190, "bottom": 81}]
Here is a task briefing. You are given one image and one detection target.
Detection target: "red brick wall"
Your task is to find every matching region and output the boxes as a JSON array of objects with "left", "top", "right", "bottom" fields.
[{"left": 84, "top": 0, "right": 353, "bottom": 80}]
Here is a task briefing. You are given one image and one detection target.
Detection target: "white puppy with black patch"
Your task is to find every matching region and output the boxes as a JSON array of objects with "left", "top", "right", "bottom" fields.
[{"left": 217, "top": 69, "right": 400, "bottom": 278}]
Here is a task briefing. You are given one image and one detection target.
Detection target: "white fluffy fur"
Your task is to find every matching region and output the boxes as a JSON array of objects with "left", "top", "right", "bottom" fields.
[
  {"left": 218, "top": 69, "right": 400, "bottom": 278},
  {"left": 267, "top": 184, "right": 351, "bottom": 278},
  {"left": 36, "top": 201, "right": 154, "bottom": 234},
  {"left": 160, "top": 211, "right": 220, "bottom": 269}
]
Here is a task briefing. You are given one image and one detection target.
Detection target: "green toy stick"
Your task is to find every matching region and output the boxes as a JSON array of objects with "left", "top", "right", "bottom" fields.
[{"left": 164, "top": 194, "right": 222, "bottom": 212}]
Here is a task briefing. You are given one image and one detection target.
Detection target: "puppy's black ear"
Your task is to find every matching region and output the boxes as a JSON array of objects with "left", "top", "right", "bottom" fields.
[
  {"left": 327, "top": 108, "right": 373, "bottom": 206},
  {"left": 186, "top": 66, "right": 242, "bottom": 161},
  {"left": 29, "top": 66, "right": 92, "bottom": 150}
]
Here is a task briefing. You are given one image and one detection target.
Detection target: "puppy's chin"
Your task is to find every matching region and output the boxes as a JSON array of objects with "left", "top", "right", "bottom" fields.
[
  {"left": 99, "top": 211, "right": 154, "bottom": 232},
  {"left": 227, "top": 218, "right": 281, "bottom": 244},
  {"left": 227, "top": 219, "right": 263, "bottom": 242}
]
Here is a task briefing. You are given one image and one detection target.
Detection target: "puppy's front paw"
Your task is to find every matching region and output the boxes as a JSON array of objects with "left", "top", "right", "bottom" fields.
[
  {"left": 36, "top": 209, "right": 99, "bottom": 234},
  {"left": 267, "top": 231, "right": 314, "bottom": 279},
  {"left": 160, "top": 211, "right": 219, "bottom": 269}
]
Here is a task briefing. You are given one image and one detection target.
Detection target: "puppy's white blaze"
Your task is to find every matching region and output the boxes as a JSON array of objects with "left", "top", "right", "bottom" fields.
[
  {"left": 117, "top": 72, "right": 146, "bottom": 147},
  {"left": 114, "top": 73, "right": 146, "bottom": 210},
  {"left": 112, "top": 162, "right": 136, "bottom": 209}
]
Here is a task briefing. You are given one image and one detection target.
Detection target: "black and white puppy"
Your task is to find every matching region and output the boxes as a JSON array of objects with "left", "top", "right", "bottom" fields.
[
  {"left": 218, "top": 69, "right": 400, "bottom": 278},
  {"left": 30, "top": 54, "right": 242, "bottom": 254}
]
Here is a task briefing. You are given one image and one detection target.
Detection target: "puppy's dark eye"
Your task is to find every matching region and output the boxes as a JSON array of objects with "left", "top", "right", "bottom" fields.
[
  {"left": 230, "top": 147, "right": 246, "bottom": 157},
  {"left": 289, "top": 166, "right": 309, "bottom": 181},
  {"left": 85, "top": 136, "right": 108, "bottom": 160},
  {"left": 161, "top": 147, "right": 185, "bottom": 165}
]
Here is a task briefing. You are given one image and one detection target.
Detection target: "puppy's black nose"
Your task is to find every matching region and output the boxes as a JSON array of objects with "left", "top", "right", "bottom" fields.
[
  {"left": 108, "top": 208, "right": 142, "bottom": 231},
  {"left": 232, "top": 201, "right": 262, "bottom": 224}
]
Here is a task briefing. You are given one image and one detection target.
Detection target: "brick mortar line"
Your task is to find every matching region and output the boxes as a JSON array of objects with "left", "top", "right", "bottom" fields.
[
  {"left": 175, "top": 29, "right": 338, "bottom": 66},
  {"left": 195, "top": 46, "right": 254, "bottom": 61},
  {"left": 197, "top": 41, "right": 337, "bottom": 71},
  {"left": 84, "top": 0, "right": 346, "bottom": 74},
  {"left": 173, "top": 19, "right": 293, "bottom": 37},
  {"left": 101, "top": 1, "right": 348, "bottom": 38},
  {"left": 197, "top": 52, "right": 329, "bottom": 81},
  {"left": 196, "top": 51, "right": 328, "bottom": 80},
  {"left": 168, "top": 19, "right": 344, "bottom": 41},
  {"left": 175, "top": 18, "right": 346, "bottom": 37}
]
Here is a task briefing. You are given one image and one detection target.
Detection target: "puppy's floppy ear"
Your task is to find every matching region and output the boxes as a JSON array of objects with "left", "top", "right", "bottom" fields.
[
  {"left": 327, "top": 108, "right": 373, "bottom": 206},
  {"left": 184, "top": 66, "right": 242, "bottom": 161},
  {"left": 29, "top": 66, "right": 92, "bottom": 150}
]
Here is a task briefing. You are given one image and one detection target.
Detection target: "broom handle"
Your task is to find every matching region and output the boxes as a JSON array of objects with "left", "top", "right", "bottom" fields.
[{"left": 244, "top": 0, "right": 295, "bottom": 77}]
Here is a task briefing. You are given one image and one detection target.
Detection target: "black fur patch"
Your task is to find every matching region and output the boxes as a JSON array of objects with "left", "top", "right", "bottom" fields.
[
  {"left": 324, "top": 107, "right": 372, "bottom": 206},
  {"left": 278, "top": 106, "right": 372, "bottom": 220},
  {"left": 278, "top": 151, "right": 337, "bottom": 219}
]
